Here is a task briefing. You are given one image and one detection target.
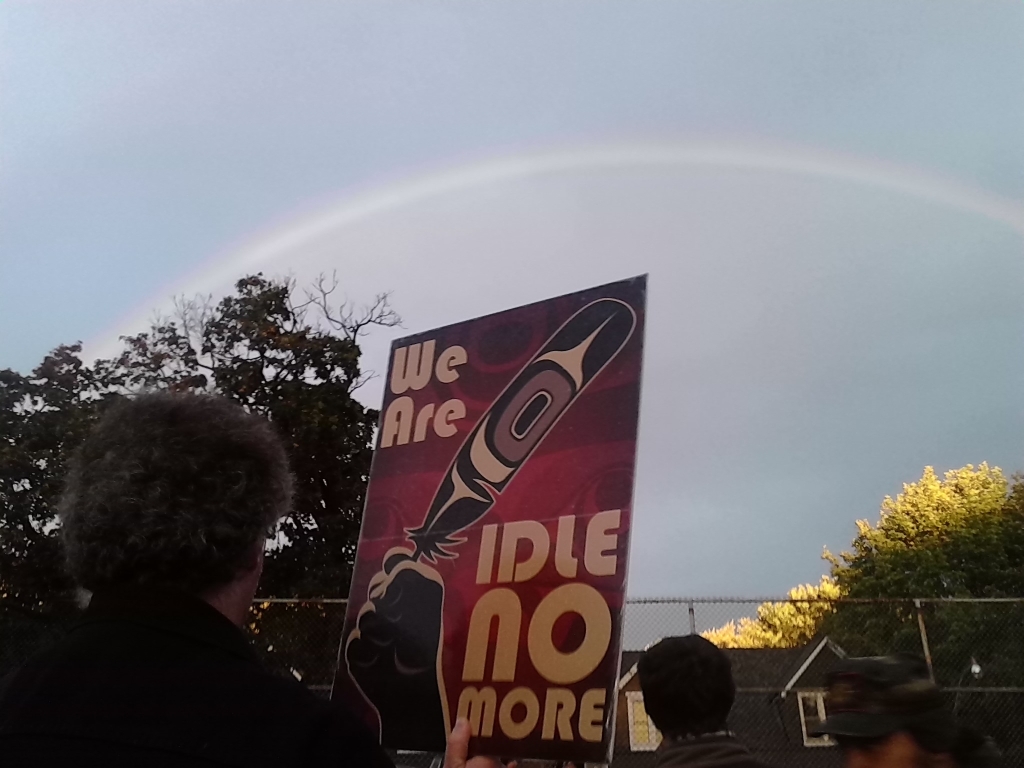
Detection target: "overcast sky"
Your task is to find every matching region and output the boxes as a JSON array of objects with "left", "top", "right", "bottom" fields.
[{"left": 1, "top": 1, "right": 1022, "bottom": 598}]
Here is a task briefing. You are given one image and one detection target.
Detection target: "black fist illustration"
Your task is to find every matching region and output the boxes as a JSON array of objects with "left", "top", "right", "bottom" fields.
[{"left": 345, "top": 552, "right": 448, "bottom": 752}]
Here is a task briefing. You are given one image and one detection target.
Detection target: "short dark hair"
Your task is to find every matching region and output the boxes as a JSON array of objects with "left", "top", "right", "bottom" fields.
[
  {"left": 60, "top": 393, "right": 293, "bottom": 594},
  {"left": 637, "top": 635, "right": 736, "bottom": 738},
  {"left": 951, "top": 726, "right": 1002, "bottom": 767}
]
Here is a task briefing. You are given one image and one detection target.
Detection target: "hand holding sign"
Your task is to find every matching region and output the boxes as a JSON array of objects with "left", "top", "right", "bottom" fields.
[
  {"left": 345, "top": 551, "right": 448, "bottom": 751},
  {"left": 444, "top": 719, "right": 517, "bottom": 768}
]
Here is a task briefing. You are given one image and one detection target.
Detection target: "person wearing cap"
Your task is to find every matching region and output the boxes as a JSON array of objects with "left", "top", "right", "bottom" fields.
[
  {"left": 813, "top": 654, "right": 1001, "bottom": 768},
  {"left": 637, "top": 636, "right": 775, "bottom": 768}
]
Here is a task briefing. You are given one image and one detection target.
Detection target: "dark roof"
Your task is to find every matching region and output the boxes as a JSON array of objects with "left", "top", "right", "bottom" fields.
[
  {"left": 621, "top": 650, "right": 643, "bottom": 677},
  {"left": 619, "top": 635, "right": 843, "bottom": 691},
  {"left": 723, "top": 645, "right": 809, "bottom": 689}
]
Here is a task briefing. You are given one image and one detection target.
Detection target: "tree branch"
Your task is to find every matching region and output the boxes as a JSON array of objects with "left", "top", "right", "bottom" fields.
[{"left": 301, "top": 272, "right": 401, "bottom": 341}]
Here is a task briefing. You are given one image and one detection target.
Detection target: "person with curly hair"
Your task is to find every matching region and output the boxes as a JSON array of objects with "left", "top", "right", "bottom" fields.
[
  {"left": 0, "top": 393, "right": 397, "bottom": 767},
  {"left": 637, "top": 635, "right": 775, "bottom": 768}
]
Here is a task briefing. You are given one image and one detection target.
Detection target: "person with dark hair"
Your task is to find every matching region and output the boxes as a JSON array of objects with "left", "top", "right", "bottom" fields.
[
  {"left": 637, "top": 635, "right": 774, "bottom": 768},
  {"left": 0, "top": 393, "right": 394, "bottom": 767},
  {"left": 951, "top": 727, "right": 1002, "bottom": 768},
  {"left": 812, "top": 654, "right": 1002, "bottom": 768}
]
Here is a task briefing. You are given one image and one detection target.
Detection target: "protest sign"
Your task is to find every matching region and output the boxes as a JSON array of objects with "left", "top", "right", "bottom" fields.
[{"left": 333, "top": 276, "right": 646, "bottom": 762}]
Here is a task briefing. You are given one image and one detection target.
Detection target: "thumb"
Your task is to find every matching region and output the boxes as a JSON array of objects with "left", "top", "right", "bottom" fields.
[{"left": 444, "top": 718, "right": 471, "bottom": 768}]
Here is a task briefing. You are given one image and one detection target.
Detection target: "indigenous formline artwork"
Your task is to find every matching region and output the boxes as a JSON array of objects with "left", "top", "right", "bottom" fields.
[{"left": 333, "top": 276, "right": 647, "bottom": 763}]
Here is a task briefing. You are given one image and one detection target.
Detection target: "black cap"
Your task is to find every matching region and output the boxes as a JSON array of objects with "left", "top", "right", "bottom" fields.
[{"left": 811, "top": 655, "right": 954, "bottom": 744}]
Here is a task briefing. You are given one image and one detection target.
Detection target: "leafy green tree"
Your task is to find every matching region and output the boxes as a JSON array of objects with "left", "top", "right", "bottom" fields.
[
  {"left": 0, "top": 274, "right": 397, "bottom": 614},
  {"left": 705, "top": 465, "right": 1024, "bottom": 665},
  {"left": 828, "top": 464, "right": 1024, "bottom": 599},
  {"left": 0, "top": 345, "right": 117, "bottom": 614},
  {"left": 825, "top": 465, "right": 1024, "bottom": 687},
  {"left": 703, "top": 464, "right": 1024, "bottom": 760}
]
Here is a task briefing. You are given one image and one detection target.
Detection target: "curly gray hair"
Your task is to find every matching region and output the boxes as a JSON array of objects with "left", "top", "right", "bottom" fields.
[{"left": 60, "top": 392, "right": 293, "bottom": 594}]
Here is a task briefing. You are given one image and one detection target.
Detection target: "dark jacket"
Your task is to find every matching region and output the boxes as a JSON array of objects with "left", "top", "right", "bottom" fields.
[
  {"left": 654, "top": 734, "right": 776, "bottom": 768},
  {"left": 0, "top": 588, "right": 393, "bottom": 768}
]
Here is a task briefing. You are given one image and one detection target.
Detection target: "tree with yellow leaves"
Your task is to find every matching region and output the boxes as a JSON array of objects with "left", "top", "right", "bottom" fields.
[
  {"left": 705, "top": 464, "right": 1024, "bottom": 658},
  {"left": 703, "top": 577, "right": 842, "bottom": 649}
]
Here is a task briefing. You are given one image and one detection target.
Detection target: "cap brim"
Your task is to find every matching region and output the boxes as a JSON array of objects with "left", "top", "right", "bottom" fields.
[{"left": 810, "top": 713, "right": 897, "bottom": 739}]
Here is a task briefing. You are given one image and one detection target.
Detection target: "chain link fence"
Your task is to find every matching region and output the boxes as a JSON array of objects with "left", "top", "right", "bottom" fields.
[
  {"left": 246, "top": 598, "right": 349, "bottom": 698},
  {"left": 240, "top": 597, "right": 1022, "bottom": 767},
  {"left": 2, "top": 596, "right": 1021, "bottom": 766},
  {"left": 618, "top": 598, "right": 1024, "bottom": 768}
]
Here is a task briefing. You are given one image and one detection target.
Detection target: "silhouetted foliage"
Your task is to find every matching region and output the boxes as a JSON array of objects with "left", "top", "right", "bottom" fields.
[{"left": 0, "top": 274, "right": 398, "bottom": 613}]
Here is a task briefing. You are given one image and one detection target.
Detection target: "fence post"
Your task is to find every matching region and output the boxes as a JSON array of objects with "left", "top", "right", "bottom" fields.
[
  {"left": 914, "top": 599, "right": 935, "bottom": 681},
  {"left": 688, "top": 599, "right": 696, "bottom": 635}
]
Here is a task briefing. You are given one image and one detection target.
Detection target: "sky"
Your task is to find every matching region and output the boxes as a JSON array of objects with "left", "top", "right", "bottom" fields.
[{"left": 1, "top": 1, "right": 1022, "bottom": 598}]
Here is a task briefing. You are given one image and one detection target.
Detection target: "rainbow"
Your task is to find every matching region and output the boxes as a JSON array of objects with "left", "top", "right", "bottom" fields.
[{"left": 85, "top": 139, "right": 1024, "bottom": 362}]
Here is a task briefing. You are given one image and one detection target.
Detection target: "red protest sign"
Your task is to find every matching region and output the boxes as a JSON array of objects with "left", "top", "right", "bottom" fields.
[{"left": 333, "top": 276, "right": 646, "bottom": 763}]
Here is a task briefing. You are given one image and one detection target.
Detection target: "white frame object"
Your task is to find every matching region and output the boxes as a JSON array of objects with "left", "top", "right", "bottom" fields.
[
  {"left": 625, "top": 691, "right": 663, "bottom": 752},
  {"left": 796, "top": 691, "right": 833, "bottom": 748}
]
